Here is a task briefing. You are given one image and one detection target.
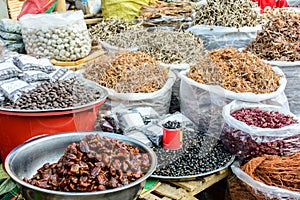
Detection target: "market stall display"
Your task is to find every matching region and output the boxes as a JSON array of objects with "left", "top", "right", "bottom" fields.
[
  {"left": 20, "top": 11, "right": 91, "bottom": 61},
  {"left": 4, "top": 132, "right": 157, "bottom": 200},
  {"left": 180, "top": 47, "right": 288, "bottom": 133},
  {"left": 187, "top": 0, "right": 261, "bottom": 50},
  {"left": 83, "top": 51, "right": 175, "bottom": 115},
  {"left": 220, "top": 101, "right": 300, "bottom": 163},
  {"left": 230, "top": 152, "right": 300, "bottom": 200}
]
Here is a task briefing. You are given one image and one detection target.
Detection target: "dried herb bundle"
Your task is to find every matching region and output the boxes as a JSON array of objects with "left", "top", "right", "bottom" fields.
[
  {"left": 241, "top": 152, "right": 300, "bottom": 193},
  {"left": 83, "top": 51, "right": 169, "bottom": 93},
  {"left": 104, "top": 28, "right": 205, "bottom": 64},
  {"left": 187, "top": 47, "right": 281, "bottom": 94},
  {"left": 244, "top": 9, "right": 300, "bottom": 61},
  {"left": 193, "top": 0, "right": 261, "bottom": 28}
]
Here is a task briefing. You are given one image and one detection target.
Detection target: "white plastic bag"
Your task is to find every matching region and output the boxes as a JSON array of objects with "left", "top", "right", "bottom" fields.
[
  {"left": 262, "top": 60, "right": 300, "bottom": 116},
  {"left": 221, "top": 100, "right": 300, "bottom": 162},
  {"left": 187, "top": 24, "right": 262, "bottom": 50},
  {"left": 108, "top": 71, "right": 176, "bottom": 115},
  {"left": 179, "top": 67, "right": 288, "bottom": 135},
  {"left": 20, "top": 11, "right": 91, "bottom": 61},
  {"left": 231, "top": 161, "right": 300, "bottom": 200}
]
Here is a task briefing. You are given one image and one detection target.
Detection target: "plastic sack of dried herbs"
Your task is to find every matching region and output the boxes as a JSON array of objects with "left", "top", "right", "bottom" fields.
[
  {"left": 231, "top": 158, "right": 300, "bottom": 200},
  {"left": 187, "top": 25, "right": 262, "bottom": 50},
  {"left": 179, "top": 66, "right": 288, "bottom": 135},
  {"left": 220, "top": 100, "right": 300, "bottom": 162},
  {"left": 0, "top": 19, "right": 22, "bottom": 34},
  {"left": 109, "top": 71, "right": 176, "bottom": 115}
]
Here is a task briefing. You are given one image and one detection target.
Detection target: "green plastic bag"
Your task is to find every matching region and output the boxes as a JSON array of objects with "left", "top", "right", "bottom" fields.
[{"left": 102, "top": 0, "right": 156, "bottom": 22}]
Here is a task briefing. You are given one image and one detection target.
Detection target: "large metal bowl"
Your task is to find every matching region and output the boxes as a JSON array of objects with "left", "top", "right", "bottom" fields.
[{"left": 4, "top": 131, "right": 157, "bottom": 200}]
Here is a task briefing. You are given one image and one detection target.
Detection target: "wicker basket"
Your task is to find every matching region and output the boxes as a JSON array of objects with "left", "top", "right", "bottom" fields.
[{"left": 7, "top": 0, "right": 24, "bottom": 20}]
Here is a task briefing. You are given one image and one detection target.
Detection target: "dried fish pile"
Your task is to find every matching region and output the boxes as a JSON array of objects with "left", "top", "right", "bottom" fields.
[
  {"left": 83, "top": 51, "right": 169, "bottom": 93},
  {"left": 104, "top": 28, "right": 205, "bottom": 64},
  {"left": 187, "top": 47, "right": 281, "bottom": 94},
  {"left": 244, "top": 9, "right": 300, "bottom": 61},
  {"left": 193, "top": 0, "right": 261, "bottom": 28},
  {"left": 88, "top": 18, "right": 142, "bottom": 43},
  {"left": 140, "top": 1, "right": 193, "bottom": 19}
]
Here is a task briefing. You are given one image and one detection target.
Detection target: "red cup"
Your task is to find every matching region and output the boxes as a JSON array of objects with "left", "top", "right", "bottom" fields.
[{"left": 163, "top": 127, "right": 182, "bottom": 150}]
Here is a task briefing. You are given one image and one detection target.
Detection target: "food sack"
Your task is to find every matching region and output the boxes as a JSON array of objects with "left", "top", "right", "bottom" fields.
[
  {"left": 20, "top": 11, "right": 91, "bottom": 61},
  {"left": 221, "top": 100, "right": 300, "bottom": 162},
  {"left": 179, "top": 67, "right": 288, "bottom": 135},
  {"left": 187, "top": 25, "right": 261, "bottom": 50},
  {"left": 108, "top": 71, "right": 176, "bottom": 115}
]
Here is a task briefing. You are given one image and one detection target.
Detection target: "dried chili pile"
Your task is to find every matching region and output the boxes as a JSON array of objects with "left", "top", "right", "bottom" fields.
[
  {"left": 83, "top": 51, "right": 169, "bottom": 93},
  {"left": 241, "top": 152, "right": 300, "bottom": 192},
  {"left": 244, "top": 9, "right": 300, "bottom": 61},
  {"left": 187, "top": 47, "right": 281, "bottom": 94},
  {"left": 24, "top": 134, "right": 151, "bottom": 192},
  {"left": 104, "top": 28, "right": 205, "bottom": 64}
]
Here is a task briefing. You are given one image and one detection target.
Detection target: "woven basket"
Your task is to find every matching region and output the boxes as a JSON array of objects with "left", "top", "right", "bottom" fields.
[{"left": 7, "top": 0, "right": 24, "bottom": 20}]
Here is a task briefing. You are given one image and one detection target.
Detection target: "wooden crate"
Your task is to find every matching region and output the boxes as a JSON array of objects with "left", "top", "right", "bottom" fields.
[{"left": 139, "top": 168, "right": 229, "bottom": 200}]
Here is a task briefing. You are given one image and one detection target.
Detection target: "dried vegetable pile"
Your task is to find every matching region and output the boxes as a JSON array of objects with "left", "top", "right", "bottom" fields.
[
  {"left": 244, "top": 9, "right": 300, "bottom": 61},
  {"left": 140, "top": 1, "right": 193, "bottom": 19},
  {"left": 24, "top": 134, "right": 151, "bottom": 191},
  {"left": 104, "top": 28, "right": 205, "bottom": 64},
  {"left": 83, "top": 51, "right": 169, "bottom": 93},
  {"left": 193, "top": 0, "right": 261, "bottom": 28},
  {"left": 187, "top": 47, "right": 281, "bottom": 94},
  {"left": 88, "top": 18, "right": 141, "bottom": 43},
  {"left": 241, "top": 152, "right": 300, "bottom": 195}
]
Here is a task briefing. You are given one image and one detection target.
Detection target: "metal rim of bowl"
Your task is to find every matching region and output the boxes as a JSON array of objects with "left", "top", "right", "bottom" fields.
[
  {"left": 4, "top": 131, "right": 158, "bottom": 196},
  {"left": 0, "top": 79, "right": 108, "bottom": 113}
]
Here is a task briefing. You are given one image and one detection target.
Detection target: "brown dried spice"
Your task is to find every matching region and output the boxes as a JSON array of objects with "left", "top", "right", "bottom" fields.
[
  {"left": 83, "top": 51, "right": 169, "bottom": 93},
  {"left": 244, "top": 9, "right": 300, "bottom": 61},
  {"left": 104, "top": 28, "right": 205, "bottom": 64},
  {"left": 187, "top": 47, "right": 281, "bottom": 94}
]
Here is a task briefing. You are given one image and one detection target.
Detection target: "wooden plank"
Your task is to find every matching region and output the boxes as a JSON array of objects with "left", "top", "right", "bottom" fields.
[
  {"left": 154, "top": 183, "right": 185, "bottom": 200},
  {"left": 142, "top": 193, "right": 163, "bottom": 200},
  {"left": 140, "top": 182, "right": 162, "bottom": 198},
  {"left": 180, "top": 194, "right": 199, "bottom": 200},
  {"left": 170, "top": 180, "right": 200, "bottom": 192}
]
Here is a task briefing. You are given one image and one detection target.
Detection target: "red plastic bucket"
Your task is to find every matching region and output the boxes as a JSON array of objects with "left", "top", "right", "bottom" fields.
[{"left": 0, "top": 86, "right": 107, "bottom": 162}]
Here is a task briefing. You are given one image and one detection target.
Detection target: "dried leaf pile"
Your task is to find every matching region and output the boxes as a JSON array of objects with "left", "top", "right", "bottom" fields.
[
  {"left": 244, "top": 9, "right": 300, "bottom": 61},
  {"left": 140, "top": 1, "right": 193, "bottom": 19},
  {"left": 241, "top": 152, "right": 300, "bottom": 193},
  {"left": 187, "top": 47, "right": 281, "bottom": 94},
  {"left": 104, "top": 28, "right": 205, "bottom": 64},
  {"left": 193, "top": 0, "right": 261, "bottom": 28},
  {"left": 88, "top": 18, "right": 142, "bottom": 42},
  {"left": 83, "top": 51, "right": 169, "bottom": 93}
]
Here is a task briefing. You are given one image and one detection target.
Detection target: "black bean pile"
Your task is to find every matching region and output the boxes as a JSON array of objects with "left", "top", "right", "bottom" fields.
[
  {"left": 24, "top": 134, "right": 151, "bottom": 192},
  {"left": 0, "top": 79, "right": 102, "bottom": 110},
  {"left": 152, "top": 129, "right": 233, "bottom": 177}
]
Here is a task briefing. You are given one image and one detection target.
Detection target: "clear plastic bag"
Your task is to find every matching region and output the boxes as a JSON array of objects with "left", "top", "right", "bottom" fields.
[
  {"left": 231, "top": 161, "right": 300, "bottom": 200},
  {"left": 179, "top": 67, "right": 288, "bottom": 135},
  {"left": 221, "top": 100, "right": 300, "bottom": 162},
  {"left": 187, "top": 24, "right": 262, "bottom": 50},
  {"left": 0, "top": 62, "right": 22, "bottom": 81},
  {"left": 108, "top": 71, "right": 176, "bottom": 115},
  {"left": 20, "top": 11, "right": 91, "bottom": 61},
  {"left": 0, "top": 19, "right": 22, "bottom": 34},
  {"left": 0, "top": 30, "right": 22, "bottom": 41}
]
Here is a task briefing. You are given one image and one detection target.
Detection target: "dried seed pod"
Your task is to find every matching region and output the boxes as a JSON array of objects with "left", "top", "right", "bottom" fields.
[
  {"left": 193, "top": 0, "right": 261, "bottom": 28},
  {"left": 187, "top": 47, "right": 281, "bottom": 94},
  {"left": 244, "top": 8, "right": 300, "bottom": 61}
]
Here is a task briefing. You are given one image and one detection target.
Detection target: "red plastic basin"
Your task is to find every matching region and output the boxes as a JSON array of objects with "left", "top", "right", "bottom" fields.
[{"left": 0, "top": 84, "right": 107, "bottom": 162}]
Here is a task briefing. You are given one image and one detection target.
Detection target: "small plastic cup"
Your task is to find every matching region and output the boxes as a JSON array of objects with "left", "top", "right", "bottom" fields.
[{"left": 163, "top": 127, "right": 182, "bottom": 150}]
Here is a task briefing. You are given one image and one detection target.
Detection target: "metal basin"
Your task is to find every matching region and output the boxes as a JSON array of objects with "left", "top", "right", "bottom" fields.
[{"left": 5, "top": 131, "right": 157, "bottom": 200}]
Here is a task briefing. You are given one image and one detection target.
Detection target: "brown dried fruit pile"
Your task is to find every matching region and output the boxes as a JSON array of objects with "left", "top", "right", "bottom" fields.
[
  {"left": 187, "top": 47, "right": 281, "bottom": 94},
  {"left": 83, "top": 51, "right": 169, "bottom": 93},
  {"left": 244, "top": 9, "right": 300, "bottom": 61},
  {"left": 24, "top": 134, "right": 151, "bottom": 192}
]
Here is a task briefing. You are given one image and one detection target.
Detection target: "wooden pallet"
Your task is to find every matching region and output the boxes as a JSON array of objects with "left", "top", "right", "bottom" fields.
[{"left": 139, "top": 168, "right": 229, "bottom": 200}]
